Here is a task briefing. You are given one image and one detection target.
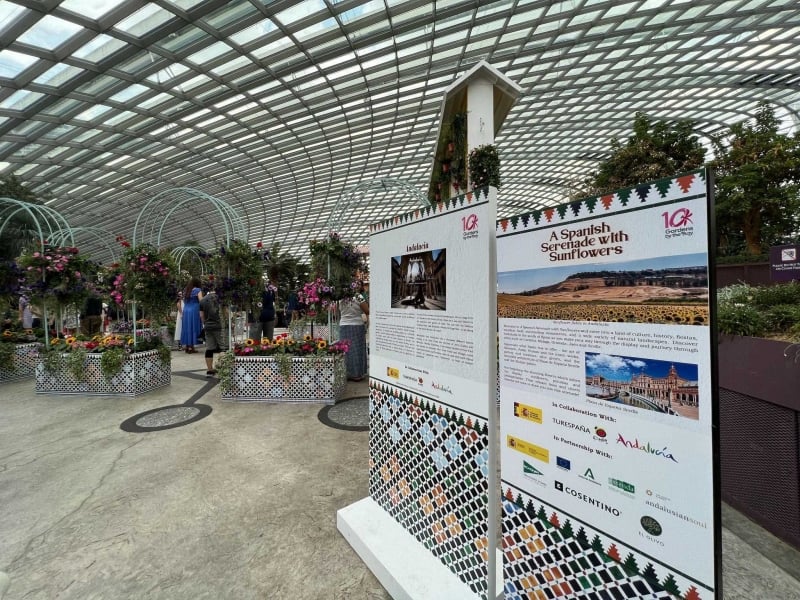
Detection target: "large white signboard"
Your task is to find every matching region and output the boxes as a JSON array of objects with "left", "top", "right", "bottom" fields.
[
  {"left": 497, "top": 171, "right": 719, "bottom": 600},
  {"left": 365, "top": 190, "right": 496, "bottom": 598}
]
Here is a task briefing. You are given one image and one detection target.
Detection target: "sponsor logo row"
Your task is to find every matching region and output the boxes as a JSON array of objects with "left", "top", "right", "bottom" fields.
[
  {"left": 513, "top": 401, "right": 679, "bottom": 463},
  {"left": 385, "top": 365, "right": 453, "bottom": 395}
]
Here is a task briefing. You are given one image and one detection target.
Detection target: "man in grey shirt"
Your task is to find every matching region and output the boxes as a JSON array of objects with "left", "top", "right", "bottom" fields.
[{"left": 199, "top": 290, "right": 227, "bottom": 377}]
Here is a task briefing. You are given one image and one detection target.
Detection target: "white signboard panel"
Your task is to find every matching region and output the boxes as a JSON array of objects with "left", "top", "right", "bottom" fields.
[{"left": 497, "top": 171, "right": 719, "bottom": 600}]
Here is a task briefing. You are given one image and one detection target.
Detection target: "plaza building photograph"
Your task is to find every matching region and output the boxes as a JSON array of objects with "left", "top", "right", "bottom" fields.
[
  {"left": 1, "top": 0, "right": 800, "bottom": 599},
  {"left": 587, "top": 359, "right": 700, "bottom": 420}
]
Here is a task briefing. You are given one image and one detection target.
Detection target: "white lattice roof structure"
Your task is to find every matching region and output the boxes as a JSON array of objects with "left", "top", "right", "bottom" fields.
[{"left": 1, "top": 0, "right": 798, "bottom": 260}]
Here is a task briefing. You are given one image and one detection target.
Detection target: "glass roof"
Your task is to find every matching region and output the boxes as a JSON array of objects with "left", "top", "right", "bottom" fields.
[{"left": 1, "top": 0, "right": 799, "bottom": 263}]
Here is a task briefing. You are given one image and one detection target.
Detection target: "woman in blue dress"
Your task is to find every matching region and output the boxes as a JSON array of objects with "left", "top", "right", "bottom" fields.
[{"left": 180, "top": 277, "right": 203, "bottom": 353}]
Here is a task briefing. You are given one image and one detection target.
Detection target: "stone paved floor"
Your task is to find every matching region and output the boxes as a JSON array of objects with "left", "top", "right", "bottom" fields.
[{"left": 0, "top": 349, "right": 798, "bottom": 599}]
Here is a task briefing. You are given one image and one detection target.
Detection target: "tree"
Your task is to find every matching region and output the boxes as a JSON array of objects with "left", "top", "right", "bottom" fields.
[
  {"left": 548, "top": 512, "right": 560, "bottom": 528},
  {"left": 712, "top": 102, "right": 800, "bottom": 256},
  {"left": 590, "top": 534, "right": 604, "bottom": 552},
  {"left": 576, "top": 112, "right": 706, "bottom": 197}
]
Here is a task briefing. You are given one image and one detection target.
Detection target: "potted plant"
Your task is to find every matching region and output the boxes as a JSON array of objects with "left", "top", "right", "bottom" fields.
[{"left": 468, "top": 144, "right": 501, "bottom": 190}]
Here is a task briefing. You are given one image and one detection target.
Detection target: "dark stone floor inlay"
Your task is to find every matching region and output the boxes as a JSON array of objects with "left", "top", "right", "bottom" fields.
[
  {"left": 121, "top": 403, "right": 213, "bottom": 433},
  {"left": 136, "top": 406, "right": 201, "bottom": 428},
  {"left": 318, "top": 396, "right": 369, "bottom": 431}
]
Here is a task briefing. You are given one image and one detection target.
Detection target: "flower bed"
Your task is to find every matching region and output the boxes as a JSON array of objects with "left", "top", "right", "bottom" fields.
[
  {"left": 0, "top": 342, "right": 41, "bottom": 382},
  {"left": 219, "top": 354, "right": 346, "bottom": 404},
  {"left": 35, "top": 349, "right": 171, "bottom": 396}
]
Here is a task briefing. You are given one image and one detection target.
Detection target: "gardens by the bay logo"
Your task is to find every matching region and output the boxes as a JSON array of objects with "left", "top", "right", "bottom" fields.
[
  {"left": 462, "top": 213, "right": 479, "bottom": 240},
  {"left": 662, "top": 207, "right": 694, "bottom": 239}
]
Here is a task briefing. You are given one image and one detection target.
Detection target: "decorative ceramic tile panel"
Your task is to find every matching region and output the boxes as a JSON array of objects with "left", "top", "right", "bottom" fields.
[
  {"left": 502, "top": 483, "right": 708, "bottom": 600},
  {"left": 369, "top": 381, "right": 491, "bottom": 598}
]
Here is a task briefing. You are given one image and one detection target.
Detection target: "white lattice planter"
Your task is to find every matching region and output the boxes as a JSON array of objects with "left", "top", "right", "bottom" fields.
[
  {"left": 0, "top": 343, "right": 41, "bottom": 383},
  {"left": 221, "top": 355, "right": 346, "bottom": 404},
  {"left": 35, "top": 349, "right": 171, "bottom": 396}
]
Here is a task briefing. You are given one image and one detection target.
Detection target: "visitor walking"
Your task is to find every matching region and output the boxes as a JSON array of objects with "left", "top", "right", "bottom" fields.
[{"left": 199, "top": 289, "right": 226, "bottom": 377}]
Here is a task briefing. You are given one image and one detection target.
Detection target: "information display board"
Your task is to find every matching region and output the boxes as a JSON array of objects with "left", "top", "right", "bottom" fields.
[
  {"left": 497, "top": 171, "right": 719, "bottom": 600},
  {"left": 770, "top": 243, "right": 800, "bottom": 281},
  {"left": 367, "top": 189, "right": 495, "bottom": 597}
]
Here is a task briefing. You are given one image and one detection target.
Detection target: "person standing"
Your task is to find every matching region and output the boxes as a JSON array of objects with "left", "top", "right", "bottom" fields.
[
  {"left": 199, "top": 289, "right": 226, "bottom": 377},
  {"left": 249, "top": 282, "right": 276, "bottom": 342},
  {"left": 180, "top": 277, "right": 203, "bottom": 353},
  {"left": 285, "top": 288, "right": 300, "bottom": 323},
  {"left": 18, "top": 292, "right": 33, "bottom": 329},
  {"left": 174, "top": 295, "right": 184, "bottom": 350},
  {"left": 338, "top": 283, "right": 369, "bottom": 381}
]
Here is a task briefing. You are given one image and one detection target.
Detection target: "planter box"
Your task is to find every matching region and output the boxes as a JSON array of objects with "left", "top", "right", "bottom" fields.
[
  {"left": 718, "top": 335, "right": 800, "bottom": 550},
  {"left": 35, "top": 349, "right": 171, "bottom": 396},
  {"left": 221, "top": 355, "right": 346, "bottom": 404},
  {"left": 0, "top": 343, "right": 41, "bottom": 383}
]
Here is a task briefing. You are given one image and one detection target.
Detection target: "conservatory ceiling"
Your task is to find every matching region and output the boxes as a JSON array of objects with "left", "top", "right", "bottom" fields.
[{"left": 1, "top": 0, "right": 799, "bottom": 262}]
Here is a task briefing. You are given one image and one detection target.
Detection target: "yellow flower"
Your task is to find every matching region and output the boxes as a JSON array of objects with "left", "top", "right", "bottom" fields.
[
  {"left": 275, "top": 338, "right": 285, "bottom": 346},
  {"left": 24, "top": 329, "right": 33, "bottom": 335},
  {"left": 65, "top": 336, "right": 76, "bottom": 345},
  {"left": 316, "top": 340, "right": 327, "bottom": 350},
  {"left": 2, "top": 330, "right": 12, "bottom": 337},
  {"left": 51, "top": 337, "right": 61, "bottom": 345},
  {"left": 244, "top": 338, "right": 255, "bottom": 346},
  {"left": 261, "top": 337, "right": 272, "bottom": 345},
  {"left": 127, "top": 338, "right": 135, "bottom": 345},
  {"left": 303, "top": 334, "right": 313, "bottom": 341}
]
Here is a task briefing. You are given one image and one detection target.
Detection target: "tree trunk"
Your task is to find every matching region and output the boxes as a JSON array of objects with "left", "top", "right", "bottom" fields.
[{"left": 743, "top": 207, "right": 763, "bottom": 255}]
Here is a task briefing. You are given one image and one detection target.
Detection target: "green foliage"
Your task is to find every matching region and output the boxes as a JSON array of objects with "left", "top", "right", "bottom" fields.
[
  {"left": 468, "top": 144, "right": 501, "bottom": 189},
  {"left": 115, "top": 243, "right": 178, "bottom": 322},
  {"left": 309, "top": 232, "right": 367, "bottom": 296},
  {"left": 65, "top": 348, "right": 88, "bottom": 381},
  {"left": 156, "top": 344, "right": 171, "bottom": 366},
  {"left": 16, "top": 245, "right": 99, "bottom": 308},
  {"left": 712, "top": 102, "right": 800, "bottom": 256},
  {"left": 99, "top": 347, "right": 126, "bottom": 380},
  {"left": 717, "top": 302, "right": 767, "bottom": 337},
  {"left": 764, "top": 304, "right": 800, "bottom": 332},
  {"left": 717, "top": 282, "right": 800, "bottom": 339},
  {"left": 214, "top": 350, "right": 236, "bottom": 393},
  {"left": 0, "top": 176, "right": 43, "bottom": 261},
  {"left": 577, "top": 112, "right": 706, "bottom": 197},
  {"left": 206, "top": 240, "right": 265, "bottom": 310},
  {"left": 0, "top": 342, "right": 14, "bottom": 371},
  {"left": 263, "top": 242, "right": 308, "bottom": 302}
]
